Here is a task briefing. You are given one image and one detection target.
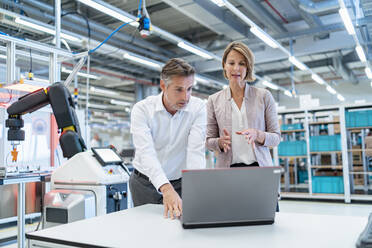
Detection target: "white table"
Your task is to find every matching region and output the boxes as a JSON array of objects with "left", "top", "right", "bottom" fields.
[{"left": 27, "top": 204, "right": 367, "bottom": 248}]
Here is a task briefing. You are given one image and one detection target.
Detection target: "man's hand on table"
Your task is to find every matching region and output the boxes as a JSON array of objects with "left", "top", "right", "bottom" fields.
[{"left": 160, "top": 183, "right": 182, "bottom": 219}]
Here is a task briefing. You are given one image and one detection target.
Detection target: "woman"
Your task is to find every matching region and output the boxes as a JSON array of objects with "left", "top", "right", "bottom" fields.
[{"left": 206, "top": 41, "right": 280, "bottom": 168}]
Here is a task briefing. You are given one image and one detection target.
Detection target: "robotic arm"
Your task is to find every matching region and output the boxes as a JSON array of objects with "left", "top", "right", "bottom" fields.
[{"left": 6, "top": 82, "right": 86, "bottom": 161}]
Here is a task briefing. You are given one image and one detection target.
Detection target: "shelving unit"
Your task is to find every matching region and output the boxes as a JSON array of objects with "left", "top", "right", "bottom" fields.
[
  {"left": 344, "top": 104, "right": 372, "bottom": 196},
  {"left": 275, "top": 103, "right": 372, "bottom": 203},
  {"left": 277, "top": 109, "right": 308, "bottom": 193}
]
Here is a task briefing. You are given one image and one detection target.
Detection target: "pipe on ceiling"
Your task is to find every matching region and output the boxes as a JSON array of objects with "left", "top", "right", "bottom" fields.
[
  {"left": 2, "top": 0, "right": 170, "bottom": 61},
  {"left": 20, "top": 0, "right": 174, "bottom": 58},
  {"left": 297, "top": 0, "right": 339, "bottom": 14},
  {"left": 262, "top": 0, "right": 289, "bottom": 24},
  {"left": 332, "top": 52, "right": 358, "bottom": 85},
  {"left": 235, "top": 0, "right": 287, "bottom": 34}
]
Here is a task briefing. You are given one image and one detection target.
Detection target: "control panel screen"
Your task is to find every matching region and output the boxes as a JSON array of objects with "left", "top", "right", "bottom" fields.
[{"left": 92, "top": 148, "right": 122, "bottom": 166}]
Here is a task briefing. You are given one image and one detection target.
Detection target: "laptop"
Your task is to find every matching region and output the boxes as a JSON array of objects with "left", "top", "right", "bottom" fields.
[{"left": 181, "top": 166, "right": 282, "bottom": 229}]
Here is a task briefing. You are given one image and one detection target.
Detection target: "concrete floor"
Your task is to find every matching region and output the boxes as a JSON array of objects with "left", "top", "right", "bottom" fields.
[{"left": 1, "top": 200, "right": 371, "bottom": 247}]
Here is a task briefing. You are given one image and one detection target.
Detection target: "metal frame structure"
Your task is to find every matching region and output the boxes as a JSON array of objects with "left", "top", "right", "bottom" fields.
[
  {"left": 276, "top": 103, "right": 372, "bottom": 203},
  {"left": 0, "top": 3, "right": 78, "bottom": 246}
]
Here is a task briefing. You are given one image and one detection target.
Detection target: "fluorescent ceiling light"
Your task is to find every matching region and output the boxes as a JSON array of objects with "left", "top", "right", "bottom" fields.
[
  {"left": 177, "top": 42, "right": 213, "bottom": 59},
  {"left": 250, "top": 26, "right": 278, "bottom": 49},
  {"left": 123, "top": 53, "right": 161, "bottom": 69},
  {"left": 326, "top": 85, "right": 336, "bottom": 95},
  {"left": 339, "top": 7, "right": 355, "bottom": 35},
  {"left": 209, "top": 0, "right": 225, "bottom": 7},
  {"left": 355, "top": 99, "right": 366, "bottom": 104},
  {"left": 288, "top": 56, "right": 307, "bottom": 71},
  {"left": 365, "top": 67, "right": 372, "bottom": 79},
  {"left": 284, "top": 90, "right": 292, "bottom": 97},
  {"left": 90, "top": 86, "right": 119, "bottom": 95},
  {"left": 15, "top": 17, "right": 80, "bottom": 42},
  {"left": 77, "top": 0, "right": 137, "bottom": 26},
  {"left": 355, "top": 45, "right": 366, "bottom": 62},
  {"left": 337, "top": 94, "right": 345, "bottom": 101},
  {"left": 262, "top": 80, "right": 279, "bottom": 90},
  {"left": 195, "top": 75, "right": 209, "bottom": 84},
  {"left": 88, "top": 103, "right": 108, "bottom": 109},
  {"left": 62, "top": 67, "right": 100, "bottom": 80},
  {"left": 311, "top": 73, "right": 325, "bottom": 85},
  {"left": 110, "top": 99, "right": 131, "bottom": 106},
  {"left": 0, "top": 54, "right": 7, "bottom": 59},
  {"left": 223, "top": 85, "right": 229, "bottom": 89}
]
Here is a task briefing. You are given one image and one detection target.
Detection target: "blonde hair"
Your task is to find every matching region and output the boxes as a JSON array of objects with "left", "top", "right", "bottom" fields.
[
  {"left": 222, "top": 41, "right": 255, "bottom": 82},
  {"left": 160, "top": 58, "right": 195, "bottom": 86}
]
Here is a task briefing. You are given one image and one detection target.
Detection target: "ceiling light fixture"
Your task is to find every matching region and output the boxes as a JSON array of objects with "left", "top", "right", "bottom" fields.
[
  {"left": 195, "top": 75, "right": 209, "bottom": 84},
  {"left": 110, "top": 99, "right": 131, "bottom": 106},
  {"left": 15, "top": 17, "right": 80, "bottom": 42},
  {"left": 326, "top": 86, "right": 337, "bottom": 95},
  {"left": 177, "top": 42, "right": 213, "bottom": 59},
  {"left": 209, "top": 0, "right": 225, "bottom": 7},
  {"left": 289, "top": 56, "right": 307, "bottom": 71},
  {"left": 62, "top": 67, "right": 100, "bottom": 80},
  {"left": 339, "top": 7, "right": 355, "bottom": 35},
  {"left": 284, "top": 90, "right": 292, "bottom": 97},
  {"left": 337, "top": 94, "right": 345, "bottom": 101},
  {"left": 311, "top": 73, "right": 325, "bottom": 85},
  {"left": 77, "top": 0, "right": 137, "bottom": 26},
  {"left": 123, "top": 53, "right": 162, "bottom": 69},
  {"left": 262, "top": 80, "right": 279, "bottom": 90},
  {"left": 250, "top": 26, "right": 278, "bottom": 49},
  {"left": 88, "top": 103, "right": 108, "bottom": 109},
  {"left": 355, "top": 45, "right": 367, "bottom": 62},
  {"left": 90, "top": 86, "right": 119, "bottom": 95},
  {"left": 365, "top": 67, "right": 372, "bottom": 79}
]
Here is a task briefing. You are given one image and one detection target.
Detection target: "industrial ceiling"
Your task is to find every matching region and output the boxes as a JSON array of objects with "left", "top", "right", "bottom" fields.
[{"left": 0, "top": 0, "right": 371, "bottom": 125}]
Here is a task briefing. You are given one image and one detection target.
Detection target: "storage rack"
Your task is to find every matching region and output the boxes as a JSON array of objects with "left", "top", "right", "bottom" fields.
[
  {"left": 344, "top": 104, "right": 372, "bottom": 196},
  {"left": 275, "top": 104, "right": 372, "bottom": 203}
]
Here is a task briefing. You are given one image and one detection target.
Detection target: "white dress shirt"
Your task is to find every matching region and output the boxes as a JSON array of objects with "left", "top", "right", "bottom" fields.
[
  {"left": 130, "top": 92, "right": 207, "bottom": 190},
  {"left": 231, "top": 98, "right": 257, "bottom": 165}
]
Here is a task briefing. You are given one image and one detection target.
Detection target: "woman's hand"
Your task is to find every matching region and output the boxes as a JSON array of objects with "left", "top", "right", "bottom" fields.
[
  {"left": 236, "top": 128, "right": 265, "bottom": 145},
  {"left": 218, "top": 128, "right": 231, "bottom": 153}
]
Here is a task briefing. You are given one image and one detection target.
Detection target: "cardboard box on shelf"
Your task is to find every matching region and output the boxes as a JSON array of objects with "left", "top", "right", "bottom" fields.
[
  {"left": 334, "top": 116, "right": 340, "bottom": 134},
  {"left": 353, "top": 175, "right": 365, "bottom": 185},
  {"left": 313, "top": 170, "right": 342, "bottom": 177},
  {"left": 365, "top": 136, "right": 372, "bottom": 157},
  {"left": 320, "top": 154, "right": 331, "bottom": 165}
]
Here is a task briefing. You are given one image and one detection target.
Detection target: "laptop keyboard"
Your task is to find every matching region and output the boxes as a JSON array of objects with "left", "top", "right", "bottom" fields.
[{"left": 356, "top": 213, "right": 372, "bottom": 248}]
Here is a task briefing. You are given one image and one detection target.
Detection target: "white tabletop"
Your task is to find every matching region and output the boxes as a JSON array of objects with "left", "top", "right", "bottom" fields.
[{"left": 27, "top": 204, "right": 367, "bottom": 248}]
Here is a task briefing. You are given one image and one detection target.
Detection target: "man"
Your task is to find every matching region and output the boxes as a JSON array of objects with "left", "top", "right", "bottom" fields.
[
  {"left": 90, "top": 133, "right": 101, "bottom": 148},
  {"left": 129, "top": 58, "right": 206, "bottom": 219}
]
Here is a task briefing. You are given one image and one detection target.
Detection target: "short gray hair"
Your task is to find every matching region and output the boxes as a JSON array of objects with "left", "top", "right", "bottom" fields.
[{"left": 160, "top": 58, "right": 195, "bottom": 86}]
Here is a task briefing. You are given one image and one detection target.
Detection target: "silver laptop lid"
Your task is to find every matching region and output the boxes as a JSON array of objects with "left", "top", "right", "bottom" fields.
[{"left": 182, "top": 167, "right": 282, "bottom": 228}]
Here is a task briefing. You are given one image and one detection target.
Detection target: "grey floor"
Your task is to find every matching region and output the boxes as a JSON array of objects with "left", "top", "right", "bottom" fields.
[{"left": 1, "top": 200, "right": 371, "bottom": 248}]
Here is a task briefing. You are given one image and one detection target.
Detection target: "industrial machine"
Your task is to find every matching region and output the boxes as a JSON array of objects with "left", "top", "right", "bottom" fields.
[
  {"left": 4, "top": 81, "right": 130, "bottom": 229},
  {"left": 44, "top": 147, "right": 130, "bottom": 228}
]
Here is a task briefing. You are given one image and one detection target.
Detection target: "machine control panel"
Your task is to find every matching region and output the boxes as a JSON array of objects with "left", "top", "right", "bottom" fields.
[{"left": 102, "top": 165, "right": 125, "bottom": 176}]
